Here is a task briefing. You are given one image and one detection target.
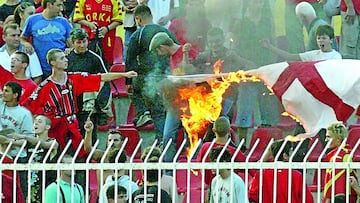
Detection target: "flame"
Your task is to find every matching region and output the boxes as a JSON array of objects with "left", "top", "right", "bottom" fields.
[
  {"left": 191, "top": 169, "right": 198, "bottom": 176},
  {"left": 285, "top": 135, "right": 305, "bottom": 142},
  {"left": 176, "top": 60, "right": 260, "bottom": 159},
  {"left": 281, "top": 112, "right": 300, "bottom": 123},
  {"left": 213, "top": 60, "right": 223, "bottom": 74}
]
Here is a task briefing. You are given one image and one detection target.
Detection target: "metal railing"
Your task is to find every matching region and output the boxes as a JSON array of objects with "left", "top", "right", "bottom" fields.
[{"left": 1, "top": 136, "right": 360, "bottom": 203}]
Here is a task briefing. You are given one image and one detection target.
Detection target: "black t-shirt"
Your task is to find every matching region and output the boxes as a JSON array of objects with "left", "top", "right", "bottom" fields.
[
  {"left": 67, "top": 50, "right": 108, "bottom": 74},
  {"left": 67, "top": 50, "right": 109, "bottom": 111},
  {"left": 0, "top": 2, "right": 21, "bottom": 22}
]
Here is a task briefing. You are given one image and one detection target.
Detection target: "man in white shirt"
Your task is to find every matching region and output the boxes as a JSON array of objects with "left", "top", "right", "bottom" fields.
[
  {"left": 0, "top": 23, "right": 42, "bottom": 84},
  {"left": 209, "top": 147, "right": 249, "bottom": 203}
]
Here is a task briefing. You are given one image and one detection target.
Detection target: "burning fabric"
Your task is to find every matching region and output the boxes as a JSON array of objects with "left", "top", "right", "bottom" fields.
[
  {"left": 246, "top": 59, "right": 360, "bottom": 137},
  {"left": 162, "top": 59, "right": 360, "bottom": 155},
  {"left": 163, "top": 61, "right": 258, "bottom": 156}
]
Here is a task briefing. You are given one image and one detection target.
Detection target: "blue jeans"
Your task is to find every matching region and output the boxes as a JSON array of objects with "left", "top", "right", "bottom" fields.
[
  {"left": 235, "top": 82, "right": 280, "bottom": 127},
  {"left": 162, "top": 110, "right": 182, "bottom": 163},
  {"left": 124, "top": 27, "right": 137, "bottom": 61}
]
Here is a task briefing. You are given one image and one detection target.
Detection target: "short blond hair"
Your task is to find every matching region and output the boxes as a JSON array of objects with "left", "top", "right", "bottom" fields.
[{"left": 327, "top": 121, "right": 347, "bottom": 140}]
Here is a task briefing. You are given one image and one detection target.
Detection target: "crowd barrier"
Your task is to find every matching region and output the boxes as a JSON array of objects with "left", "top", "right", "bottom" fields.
[{"left": 1, "top": 135, "right": 360, "bottom": 203}]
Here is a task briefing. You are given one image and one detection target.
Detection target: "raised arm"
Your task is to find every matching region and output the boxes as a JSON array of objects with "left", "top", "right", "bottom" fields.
[
  {"left": 10, "top": 133, "right": 58, "bottom": 150},
  {"left": 260, "top": 38, "right": 301, "bottom": 61},
  {"left": 84, "top": 118, "right": 95, "bottom": 153},
  {"left": 83, "top": 118, "right": 104, "bottom": 161}
]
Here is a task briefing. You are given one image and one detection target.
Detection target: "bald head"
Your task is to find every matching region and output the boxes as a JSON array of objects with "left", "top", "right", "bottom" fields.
[
  {"left": 213, "top": 116, "right": 230, "bottom": 137},
  {"left": 295, "top": 2, "right": 316, "bottom": 18}
]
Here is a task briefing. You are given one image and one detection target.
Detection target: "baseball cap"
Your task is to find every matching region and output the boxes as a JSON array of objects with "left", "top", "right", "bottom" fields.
[
  {"left": 149, "top": 32, "right": 173, "bottom": 51},
  {"left": 70, "top": 28, "right": 88, "bottom": 40}
]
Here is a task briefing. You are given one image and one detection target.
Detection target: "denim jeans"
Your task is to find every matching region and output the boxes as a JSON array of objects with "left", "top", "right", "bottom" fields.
[
  {"left": 124, "top": 27, "right": 137, "bottom": 61},
  {"left": 162, "top": 110, "right": 182, "bottom": 163}
]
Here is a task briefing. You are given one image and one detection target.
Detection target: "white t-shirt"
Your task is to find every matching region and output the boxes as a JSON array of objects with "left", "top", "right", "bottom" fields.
[
  {"left": 0, "top": 100, "right": 34, "bottom": 157},
  {"left": 299, "top": 49, "right": 342, "bottom": 61},
  {"left": 0, "top": 47, "right": 43, "bottom": 78},
  {"left": 210, "top": 172, "right": 249, "bottom": 203}
]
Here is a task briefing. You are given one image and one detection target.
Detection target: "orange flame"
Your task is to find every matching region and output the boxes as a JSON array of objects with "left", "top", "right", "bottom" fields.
[
  {"left": 285, "top": 135, "right": 304, "bottom": 142},
  {"left": 177, "top": 60, "right": 260, "bottom": 159},
  {"left": 281, "top": 112, "right": 300, "bottom": 123},
  {"left": 191, "top": 169, "right": 198, "bottom": 176},
  {"left": 213, "top": 59, "right": 223, "bottom": 74}
]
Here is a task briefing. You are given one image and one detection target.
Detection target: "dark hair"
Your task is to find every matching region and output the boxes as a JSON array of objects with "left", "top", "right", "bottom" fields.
[
  {"left": 134, "top": 4, "right": 152, "bottom": 19},
  {"left": 140, "top": 146, "right": 161, "bottom": 162},
  {"left": 14, "top": 2, "right": 34, "bottom": 26},
  {"left": 3, "top": 23, "right": 19, "bottom": 36},
  {"left": 4, "top": 82, "right": 22, "bottom": 101},
  {"left": 70, "top": 28, "right": 88, "bottom": 42},
  {"left": 316, "top": 24, "right": 335, "bottom": 40},
  {"left": 213, "top": 116, "right": 230, "bottom": 137},
  {"left": 270, "top": 139, "right": 291, "bottom": 161},
  {"left": 209, "top": 147, "right": 231, "bottom": 162},
  {"left": 109, "top": 129, "right": 123, "bottom": 137},
  {"left": 108, "top": 148, "right": 127, "bottom": 164},
  {"left": 13, "top": 51, "right": 30, "bottom": 65},
  {"left": 42, "top": 0, "right": 58, "bottom": 9},
  {"left": 141, "top": 146, "right": 161, "bottom": 183},
  {"left": 106, "top": 184, "right": 127, "bottom": 200}
]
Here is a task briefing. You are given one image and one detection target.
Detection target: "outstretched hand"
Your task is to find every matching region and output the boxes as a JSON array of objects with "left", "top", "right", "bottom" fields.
[{"left": 125, "top": 71, "right": 138, "bottom": 78}]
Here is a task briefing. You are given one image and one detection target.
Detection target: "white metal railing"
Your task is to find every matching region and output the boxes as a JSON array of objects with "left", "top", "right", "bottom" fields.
[{"left": 0, "top": 137, "right": 360, "bottom": 203}]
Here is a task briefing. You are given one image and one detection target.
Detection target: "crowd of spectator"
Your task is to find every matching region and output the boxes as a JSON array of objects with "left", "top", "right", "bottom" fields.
[{"left": 0, "top": 0, "right": 359, "bottom": 202}]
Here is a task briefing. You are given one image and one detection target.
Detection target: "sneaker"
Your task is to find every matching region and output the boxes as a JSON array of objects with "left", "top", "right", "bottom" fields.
[{"left": 135, "top": 112, "right": 153, "bottom": 127}]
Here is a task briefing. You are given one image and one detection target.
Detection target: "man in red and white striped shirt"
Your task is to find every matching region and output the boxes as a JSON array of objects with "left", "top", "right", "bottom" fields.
[{"left": 23, "top": 48, "right": 137, "bottom": 158}]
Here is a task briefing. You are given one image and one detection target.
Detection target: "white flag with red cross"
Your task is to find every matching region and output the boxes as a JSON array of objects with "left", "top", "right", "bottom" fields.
[{"left": 246, "top": 59, "right": 360, "bottom": 136}]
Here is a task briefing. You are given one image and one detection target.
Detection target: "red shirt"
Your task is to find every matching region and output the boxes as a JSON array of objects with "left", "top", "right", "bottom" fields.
[
  {"left": 195, "top": 142, "right": 250, "bottom": 185},
  {"left": 169, "top": 18, "right": 210, "bottom": 59},
  {"left": 24, "top": 73, "right": 101, "bottom": 117},
  {"left": 0, "top": 65, "right": 37, "bottom": 104},
  {"left": 249, "top": 168, "right": 314, "bottom": 203},
  {"left": 341, "top": 0, "right": 360, "bottom": 14},
  {"left": 322, "top": 145, "right": 358, "bottom": 203},
  {"left": 73, "top": 0, "right": 123, "bottom": 40},
  {"left": 170, "top": 45, "right": 197, "bottom": 72}
]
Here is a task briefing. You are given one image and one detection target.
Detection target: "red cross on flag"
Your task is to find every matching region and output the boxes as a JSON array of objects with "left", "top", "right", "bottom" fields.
[{"left": 246, "top": 59, "right": 360, "bottom": 137}]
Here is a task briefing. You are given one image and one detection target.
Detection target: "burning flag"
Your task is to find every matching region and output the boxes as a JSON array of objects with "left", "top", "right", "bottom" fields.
[
  {"left": 167, "top": 61, "right": 258, "bottom": 157},
  {"left": 246, "top": 59, "right": 360, "bottom": 137}
]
